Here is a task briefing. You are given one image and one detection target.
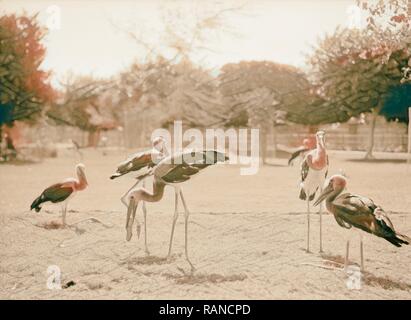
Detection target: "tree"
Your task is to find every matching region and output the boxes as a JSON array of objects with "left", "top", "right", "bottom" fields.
[
  {"left": 307, "top": 0, "right": 410, "bottom": 158},
  {"left": 381, "top": 83, "right": 411, "bottom": 123},
  {"left": 0, "top": 13, "right": 55, "bottom": 147},
  {"left": 118, "top": 58, "right": 226, "bottom": 130},
  {"left": 218, "top": 61, "right": 309, "bottom": 162},
  {"left": 46, "top": 76, "right": 118, "bottom": 147},
  {"left": 110, "top": 3, "right": 245, "bottom": 146}
]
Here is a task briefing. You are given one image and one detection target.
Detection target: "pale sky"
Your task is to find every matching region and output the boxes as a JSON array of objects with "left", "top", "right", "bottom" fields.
[{"left": 2, "top": 0, "right": 355, "bottom": 84}]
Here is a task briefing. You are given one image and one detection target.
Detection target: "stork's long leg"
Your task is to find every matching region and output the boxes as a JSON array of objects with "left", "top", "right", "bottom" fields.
[
  {"left": 306, "top": 197, "right": 310, "bottom": 253},
  {"left": 360, "top": 236, "right": 364, "bottom": 272},
  {"left": 62, "top": 202, "right": 68, "bottom": 226},
  {"left": 179, "top": 189, "right": 195, "bottom": 272},
  {"left": 126, "top": 196, "right": 137, "bottom": 241},
  {"left": 142, "top": 180, "right": 149, "bottom": 255},
  {"left": 121, "top": 179, "right": 141, "bottom": 208},
  {"left": 135, "top": 180, "right": 147, "bottom": 244},
  {"left": 167, "top": 188, "right": 179, "bottom": 259},
  {"left": 344, "top": 240, "right": 350, "bottom": 272},
  {"left": 319, "top": 187, "right": 323, "bottom": 253}
]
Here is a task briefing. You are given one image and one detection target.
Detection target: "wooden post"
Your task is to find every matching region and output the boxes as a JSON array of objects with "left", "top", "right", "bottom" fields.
[{"left": 272, "top": 124, "right": 277, "bottom": 158}]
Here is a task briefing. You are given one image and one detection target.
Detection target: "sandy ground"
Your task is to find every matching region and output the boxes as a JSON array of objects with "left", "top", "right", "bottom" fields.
[{"left": 1, "top": 148, "right": 411, "bottom": 299}]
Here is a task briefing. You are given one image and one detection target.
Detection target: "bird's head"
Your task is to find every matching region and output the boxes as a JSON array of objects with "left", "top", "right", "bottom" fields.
[
  {"left": 316, "top": 130, "right": 326, "bottom": 147},
  {"left": 152, "top": 136, "right": 167, "bottom": 154},
  {"left": 76, "top": 163, "right": 88, "bottom": 185},
  {"left": 314, "top": 174, "right": 347, "bottom": 206},
  {"left": 302, "top": 138, "right": 310, "bottom": 149}
]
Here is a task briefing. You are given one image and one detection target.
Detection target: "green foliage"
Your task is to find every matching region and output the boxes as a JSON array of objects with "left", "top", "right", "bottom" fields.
[
  {"left": 304, "top": 0, "right": 411, "bottom": 124},
  {"left": 0, "top": 13, "right": 55, "bottom": 126}
]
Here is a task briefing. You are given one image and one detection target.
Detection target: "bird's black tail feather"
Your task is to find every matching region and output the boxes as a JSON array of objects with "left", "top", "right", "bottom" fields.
[
  {"left": 299, "top": 189, "right": 306, "bottom": 200},
  {"left": 385, "top": 232, "right": 410, "bottom": 247},
  {"left": 395, "top": 233, "right": 410, "bottom": 246},
  {"left": 30, "top": 195, "right": 44, "bottom": 212},
  {"left": 299, "top": 188, "right": 317, "bottom": 201},
  {"left": 309, "top": 191, "right": 317, "bottom": 201}
]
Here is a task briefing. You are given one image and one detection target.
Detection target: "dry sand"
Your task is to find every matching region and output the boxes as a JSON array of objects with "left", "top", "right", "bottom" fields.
[{"left": 1, "top": 149, "right": 410, "bottom": 299}]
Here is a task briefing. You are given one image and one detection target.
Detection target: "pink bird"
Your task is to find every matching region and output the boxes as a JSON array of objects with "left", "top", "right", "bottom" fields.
[
  {"left": 30, "top": 164, "right": 88, "bottom": 226},
  {"left": 299, "top": 130, "right": 329, "bottom": 253},
  {"left": 314, "top": 174, "right": 410, "bottom": 271}
]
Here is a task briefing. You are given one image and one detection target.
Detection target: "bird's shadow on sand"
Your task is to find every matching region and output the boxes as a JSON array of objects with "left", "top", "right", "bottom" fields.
[
  {"left": 35, "top": 221, "right": 86, "bottom": 235},
  {"left": 346, "top": 158, "right": 406, "bottom": 164},
  {"left": 162, "top": 270, "right": 247, "bottom": 285},
  {"left": 264, "top": 162, "right": 288, "bottom": 167},
  {"left": 121, "top": 255, "right": 247, "bottom": 285},
  {"left": 362, "top": 272, "right": 411, "bottom": 291},
  {"left": 35, "top": 220, "right": 66, "bottom": 230},
  {"left": 131, "top": 255, "right": 171, "bottom": 266},
  {"left": 121, "top": 254, "right": 174, "bottom": 267},
  {"left": 321, "top": 253, "right": 346, "bottom": 266},
  {"left": 321, "top": 253, "right": 411, "bottom": 291}
]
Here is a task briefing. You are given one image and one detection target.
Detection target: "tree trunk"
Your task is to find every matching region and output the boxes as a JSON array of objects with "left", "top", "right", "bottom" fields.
[
  {"left": 364, "top": 103, "right": 382, "bottom": 159},
  {"left": 87, "top": 130, "right": 100, "bottom": 147},
  {"left": 271, "top": 124, "right": 277, "bottom": 158},
  {"left": 308, "top": 125, "right": 318, "bottom": 134},
  {"left": 260, "top": 126, "right": 267, "bottom": 165}
]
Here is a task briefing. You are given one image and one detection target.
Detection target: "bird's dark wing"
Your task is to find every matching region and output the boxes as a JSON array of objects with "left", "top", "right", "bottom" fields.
[
  {"left": 300, "top": 157, "right": 310, "bottom": 182},
  {"left": 332, "top": 193, "right": 378, "bottom": 233},
  {"left": 162, "top": 163, "right": 200, "bottom": 183},
  {"left": 333, "top": 193, "right": 409, "bottom": 247},
  {"left": 160, "top": 150, "right": 227, "bottom": 183},
  {"left": 288, "top": 148, "right": 308, "bottom": 166},
  {"left": 42, "top": 183, "right": 74, "bottom": 203},
  {"left": 334, "top": 214, "right": 352, "bottom": 229},
  {"left": 111, "top": 151, "right": 154, "bottom": 179}
]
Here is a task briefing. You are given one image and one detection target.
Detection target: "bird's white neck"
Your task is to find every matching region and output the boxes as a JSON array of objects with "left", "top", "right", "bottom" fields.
[
  {"left": 316, "top": 138, "right": 325, "bottom": 151},
  {"left": 75, "top": 170, "right": 88, "bottom": 190}
]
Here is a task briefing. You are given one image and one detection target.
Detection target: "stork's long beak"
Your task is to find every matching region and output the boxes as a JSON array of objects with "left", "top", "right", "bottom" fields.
[
  {"left": 314, "top": 184, "right": 333, "bottom": 206},
  {"left": 319, "top": 134, "right": 326, "bottom": 148}
]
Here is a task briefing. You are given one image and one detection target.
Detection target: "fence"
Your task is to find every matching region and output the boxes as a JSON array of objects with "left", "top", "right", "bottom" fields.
[
  {"left": 274, "top": 132, "right": 408, "bottom": 153},
  {"left": 10, "top": 116, "right": 409, "bottom": 157}
]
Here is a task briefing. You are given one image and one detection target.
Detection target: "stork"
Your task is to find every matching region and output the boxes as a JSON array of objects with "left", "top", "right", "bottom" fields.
[
  {"left": 110, "top": 136, "right": 168, "bottom": 249},
  {"left": 125, "top": 150, "right": 228, "bottom": 271},
  {"left": 30, "top": 163, "right": 88, "bottom": 226},
  {"left": 299, "top": 130, "right": 328, "bottom": 253},
  {"left": 314, "top": 174, "right": 410, "bottom": 271}
]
